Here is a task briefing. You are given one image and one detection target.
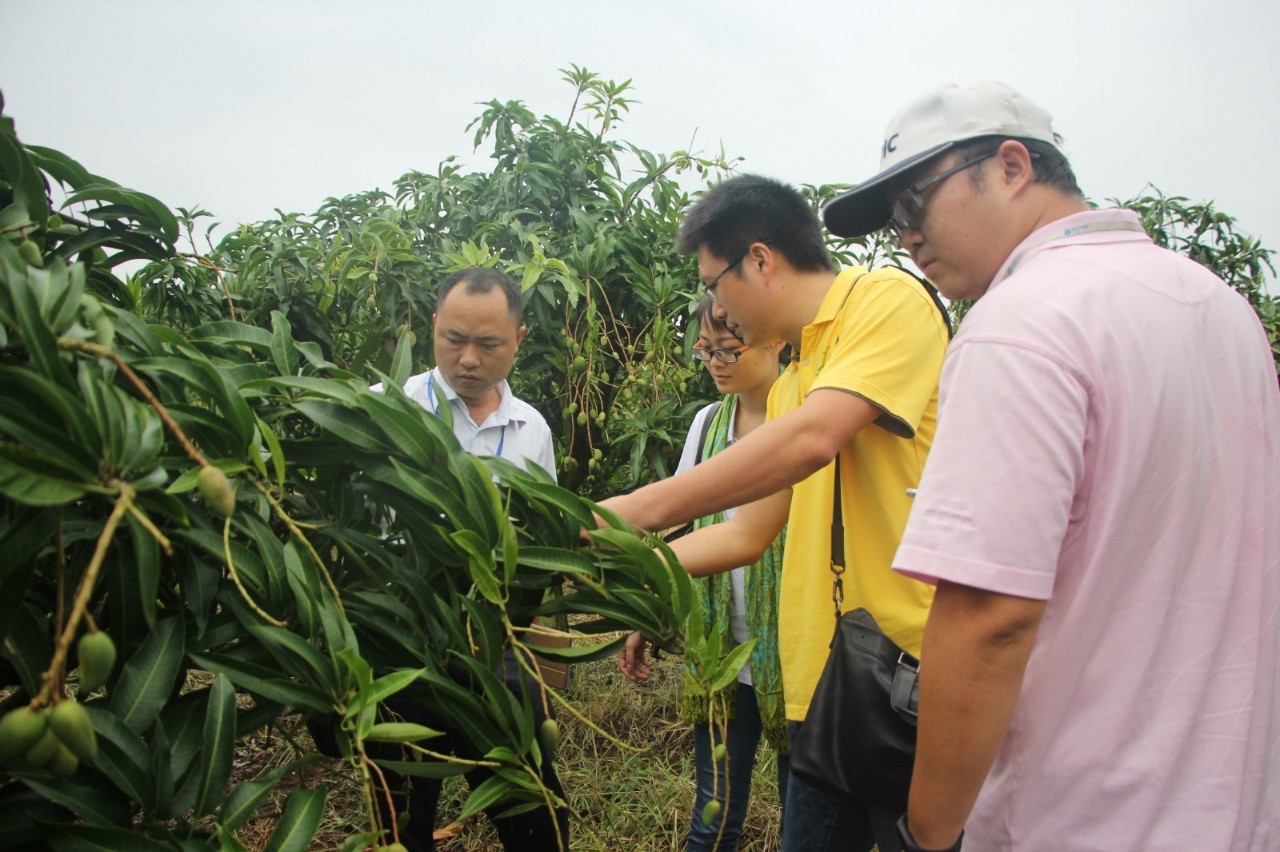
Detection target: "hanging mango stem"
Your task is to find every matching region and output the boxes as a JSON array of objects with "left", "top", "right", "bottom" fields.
[
  {"left": 35, "top": 481, "right": 134, "bottom": 707},
  {"left": 252, "top": 479, "right": 346, "bottom": 618},
  {"left": 222, "top": 514, "right": 287, "bottom": 627}
]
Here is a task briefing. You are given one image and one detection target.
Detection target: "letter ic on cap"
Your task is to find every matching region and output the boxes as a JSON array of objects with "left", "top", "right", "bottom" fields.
[{"left": 882, "top": 133, "right": 899, "bottom": 158}]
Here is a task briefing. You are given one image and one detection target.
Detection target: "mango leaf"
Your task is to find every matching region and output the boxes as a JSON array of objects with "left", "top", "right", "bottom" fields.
[
  {"left": 245, "top": 623, "right": 333, "bottom": 687},
  {"left": 0, "top": 363, "right": 103, "bottom": 459},
  {"left": 255, "top": 413, "right": 287, "bottom": 491},
  {"left": 369, "top": 758, "right": 472, "bottom": 780},
  {"left": 356, "top": 390, "right": 449, "bottom": 466},
  {"left": 189, "top": 320, "right": 274, "bottom": 353},
  {"left": 213, "top": 826, "right": 250, "bottom": 852},
  {"left": 455, "top": 452, "right": 502, "bottom": 543},
  {"left": 457, "top": 774, "right": 518, "bottom": 822},
  {"left": 708, "top": 639, "right": 758, "bottom": 693},
  {"left": 362, "top": 667, "right": 428, "bottom": 708},
  {"left": 11, "top": 768, "right": 131, "bottom": 827},
  {"left": 62, "top": 184, "right": 178, "bottom": 244},
  {"left": 517, "top": 546, "right": 596, "bottom": 577},
  {"left": 452, "top": 528, "right": 502, "bottom": 604},
  {"left": 110, "top": 615, "right": 185, "bottom": 734},
  {"left": 261, "top": 788, "right": 326, "bottom": 852},
  {"left": 0, "top": 129, "right": 49, "bottom": 227},
  {"left": 193, "top": 673, "right": 236, "bottom": 817},
  {"left": 83, "top": 704, "right": 155, "bottom": 811},
  {"left": 0, "top": 506, "right": 57, "bottom": 639},
  {"left": 0, "top": 452, "right": 92, "bottom": 505},
  {"left": 218, "top": 754, "right": 325, "bottom": 831},
  {"left": 7, "top": 262, "right": 73, "bottom": 388},
  {"left": 269, "top": 310, "right": 298, "bottom": 376},
  {"left": 47, "top": 825, "right": 173, "bottom": 851},
  {"left": 515, "top": 633, "right": 624, "bottom": 664},
  {"left": 389, "top": 324, "right": 412, "bottom": 387},
  {"left": 125, "top": 514, "right": 159, "bottom": 629},
  {"left": 24, "top": 144, "right": 94, "bottom": 189},
  {"left": 501, "top": 512, "right": 518, "bottom": 585},
  {"left": 188, "top": 651, "right": 331, "bottom": 715},
  {"left": 293, "top": 399, "right": 387, "bottom": 451},
  {"left": 2, "top": 603, "right": 52, "bottom": 696}
]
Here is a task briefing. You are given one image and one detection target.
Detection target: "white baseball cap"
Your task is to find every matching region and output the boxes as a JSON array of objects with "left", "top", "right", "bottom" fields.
[{"left": 822, "top": 81, "right": 1060, "bottom": 238}]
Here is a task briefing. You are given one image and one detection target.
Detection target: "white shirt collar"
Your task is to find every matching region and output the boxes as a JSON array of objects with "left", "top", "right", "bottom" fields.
[{"left": 429, "top": 366, "right": 523, "bottom": 429}]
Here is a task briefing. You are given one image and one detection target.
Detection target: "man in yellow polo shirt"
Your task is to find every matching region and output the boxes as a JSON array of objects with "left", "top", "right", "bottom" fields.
[{"left": 600, "top": 174, "right": 948, "bottom": 851}]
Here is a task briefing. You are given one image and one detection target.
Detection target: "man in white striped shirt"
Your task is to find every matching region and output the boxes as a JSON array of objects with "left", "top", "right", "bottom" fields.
[
  {"left": 393, "top": 266, "right": 556, "bottom": 480},
  {"left": 371, "top": 266, "right": 567, "bottom": 850}
]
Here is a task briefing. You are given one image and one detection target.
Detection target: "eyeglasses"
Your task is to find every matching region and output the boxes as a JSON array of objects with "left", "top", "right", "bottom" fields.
[
  {"left": 692, "top": 345, "right": 751, "bottom": 364},
  {"left": 886, "top": 152, "right": 995, "bottom": 243},
  {"left": 887, "top": 150, "right": 1041, "bottom": 244},
  {"left": 703, "top": 239, "right": 776, "bottom": 301}
]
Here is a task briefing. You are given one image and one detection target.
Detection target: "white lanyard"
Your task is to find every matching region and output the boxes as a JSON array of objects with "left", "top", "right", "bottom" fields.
[{"left": 1001, "top": 217, "right": 1147, "bottom": 282}]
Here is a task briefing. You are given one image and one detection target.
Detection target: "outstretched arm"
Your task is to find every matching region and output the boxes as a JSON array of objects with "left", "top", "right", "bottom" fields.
[
  {"left": 600, "top": 388, "right": 880, "bottom": 532},
  {"left": 666, "top": 488, "right": 791, "bottom": 578}
]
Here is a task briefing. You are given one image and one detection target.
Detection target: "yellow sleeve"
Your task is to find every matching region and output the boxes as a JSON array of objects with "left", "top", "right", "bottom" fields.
[{"left": 811, "top": 269, "right": 948, "bottom": 438}]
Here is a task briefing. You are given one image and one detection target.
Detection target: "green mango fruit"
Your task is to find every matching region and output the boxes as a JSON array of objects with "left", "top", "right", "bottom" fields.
[
  {"left": 701, "top": 799, "right": 722, "bottom": 826},
  {"left": 712, "top": 743, "right": 727, "bottom": 763},
  {"left": 80, "top": 292, "right": 104, "bottom": 323},
  {"left": 17, "top": 240, "right": 42, "bottom": 268},
  {"left": 198, "top": 466, "right": 235, "bottom": 517},
  {"left": 49, "top": 699, "right": 97, "bottom": 760},
  {"left": 538, "top": 718, "right": 560, "bottom": 760},
  {"left": 77, "top": 631, "right": 118, "bottom": 693},
  {"left": 46, "top": 741, "right": 79, "bottom": 778},
  {"left": 93, "top": 315, "right": 115, "bottom": 347},
  {"left": 24, "top": 727, "right": 59, "bottom": 768},
  {"left": 0, "top": 706, "right": 47, "bottom": 761}
]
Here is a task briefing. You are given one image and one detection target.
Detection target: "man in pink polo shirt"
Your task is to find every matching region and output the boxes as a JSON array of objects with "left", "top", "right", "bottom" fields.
[{"left": 823, "top": 81, "right": 1280, "bottom": 851}]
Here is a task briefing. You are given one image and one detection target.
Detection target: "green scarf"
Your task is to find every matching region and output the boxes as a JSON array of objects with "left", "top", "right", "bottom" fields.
[{"left": 677, "top": 396, "right": 788, "bottom": 754}]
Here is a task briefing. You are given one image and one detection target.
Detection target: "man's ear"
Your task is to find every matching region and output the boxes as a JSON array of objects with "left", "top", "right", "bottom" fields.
[
  {"left": 516, "top": 325, "right": 527, "bottom": 347},
  {"left": 750, "top": 240, "right": 777, "bottom": 277},
  {"left": 996, "top": 139, "right": 1036, "bottom": 197}
]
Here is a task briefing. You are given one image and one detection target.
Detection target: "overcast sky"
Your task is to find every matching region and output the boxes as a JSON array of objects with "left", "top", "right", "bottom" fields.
[{"left": 3, "top": 0, "right": 1277, "bottom": 269}]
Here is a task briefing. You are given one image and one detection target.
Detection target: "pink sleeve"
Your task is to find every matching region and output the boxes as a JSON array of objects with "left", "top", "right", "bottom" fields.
[{"left": 893, "top": 337, "right": 1088, "bottom": 600}]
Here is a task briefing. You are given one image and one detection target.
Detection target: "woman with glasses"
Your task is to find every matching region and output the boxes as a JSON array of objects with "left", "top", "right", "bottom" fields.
[{"left": 617, "top": 294, "right": 789, "bottom": 851}]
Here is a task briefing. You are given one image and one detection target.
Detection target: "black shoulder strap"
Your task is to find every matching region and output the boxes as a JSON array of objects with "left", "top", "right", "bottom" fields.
[
  {"left": 893, "top": 266, "right": 953, "bottom": 340},
  {"left": 693, "top": 400, "right": 723, "bottom": 465}
]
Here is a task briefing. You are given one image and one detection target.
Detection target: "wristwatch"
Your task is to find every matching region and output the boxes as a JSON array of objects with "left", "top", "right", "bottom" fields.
[{"left": 896, "top": 814, "right": 963, "bottom": 852}]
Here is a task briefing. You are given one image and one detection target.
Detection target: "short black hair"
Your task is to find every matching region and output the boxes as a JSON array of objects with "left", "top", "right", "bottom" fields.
[
  {"left": 693, "top": 292, "right": 733, "bottom": 337},
  {"left": 953, "top": 135, "right": 1083, "bottom": 197},
  {"left": 677, "top": 174, "right": 834, "bottom": 274},
  {"left": 436, "top": 266, "right": 523, "bottom": 321}
]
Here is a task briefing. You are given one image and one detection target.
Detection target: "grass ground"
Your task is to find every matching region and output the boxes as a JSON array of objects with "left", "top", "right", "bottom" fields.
[{"left": 233, "top": 641, "right": 785, "bottom": 850}]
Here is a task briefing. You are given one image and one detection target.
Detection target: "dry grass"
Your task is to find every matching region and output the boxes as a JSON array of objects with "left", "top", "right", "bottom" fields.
[{"left": 227, "top": 642, "right": 784, "bottom": 850}]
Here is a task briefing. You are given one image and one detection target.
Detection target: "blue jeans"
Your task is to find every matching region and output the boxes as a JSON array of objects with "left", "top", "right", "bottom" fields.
[
  {"left": 780, "top": 721, "right": 902, "bottom": 852},
  {"left": 688, "top": 683, "right": 790, "bottom": 852}
]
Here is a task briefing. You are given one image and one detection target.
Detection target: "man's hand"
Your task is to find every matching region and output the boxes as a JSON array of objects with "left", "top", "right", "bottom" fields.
[{"left": 616, "top": 631, "right": 651, "bottom": 682}]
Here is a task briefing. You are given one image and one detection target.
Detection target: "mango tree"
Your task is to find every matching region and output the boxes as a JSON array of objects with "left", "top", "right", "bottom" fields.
[{"left": 0, "top": 91, "right": 690, "bottom": 850}]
